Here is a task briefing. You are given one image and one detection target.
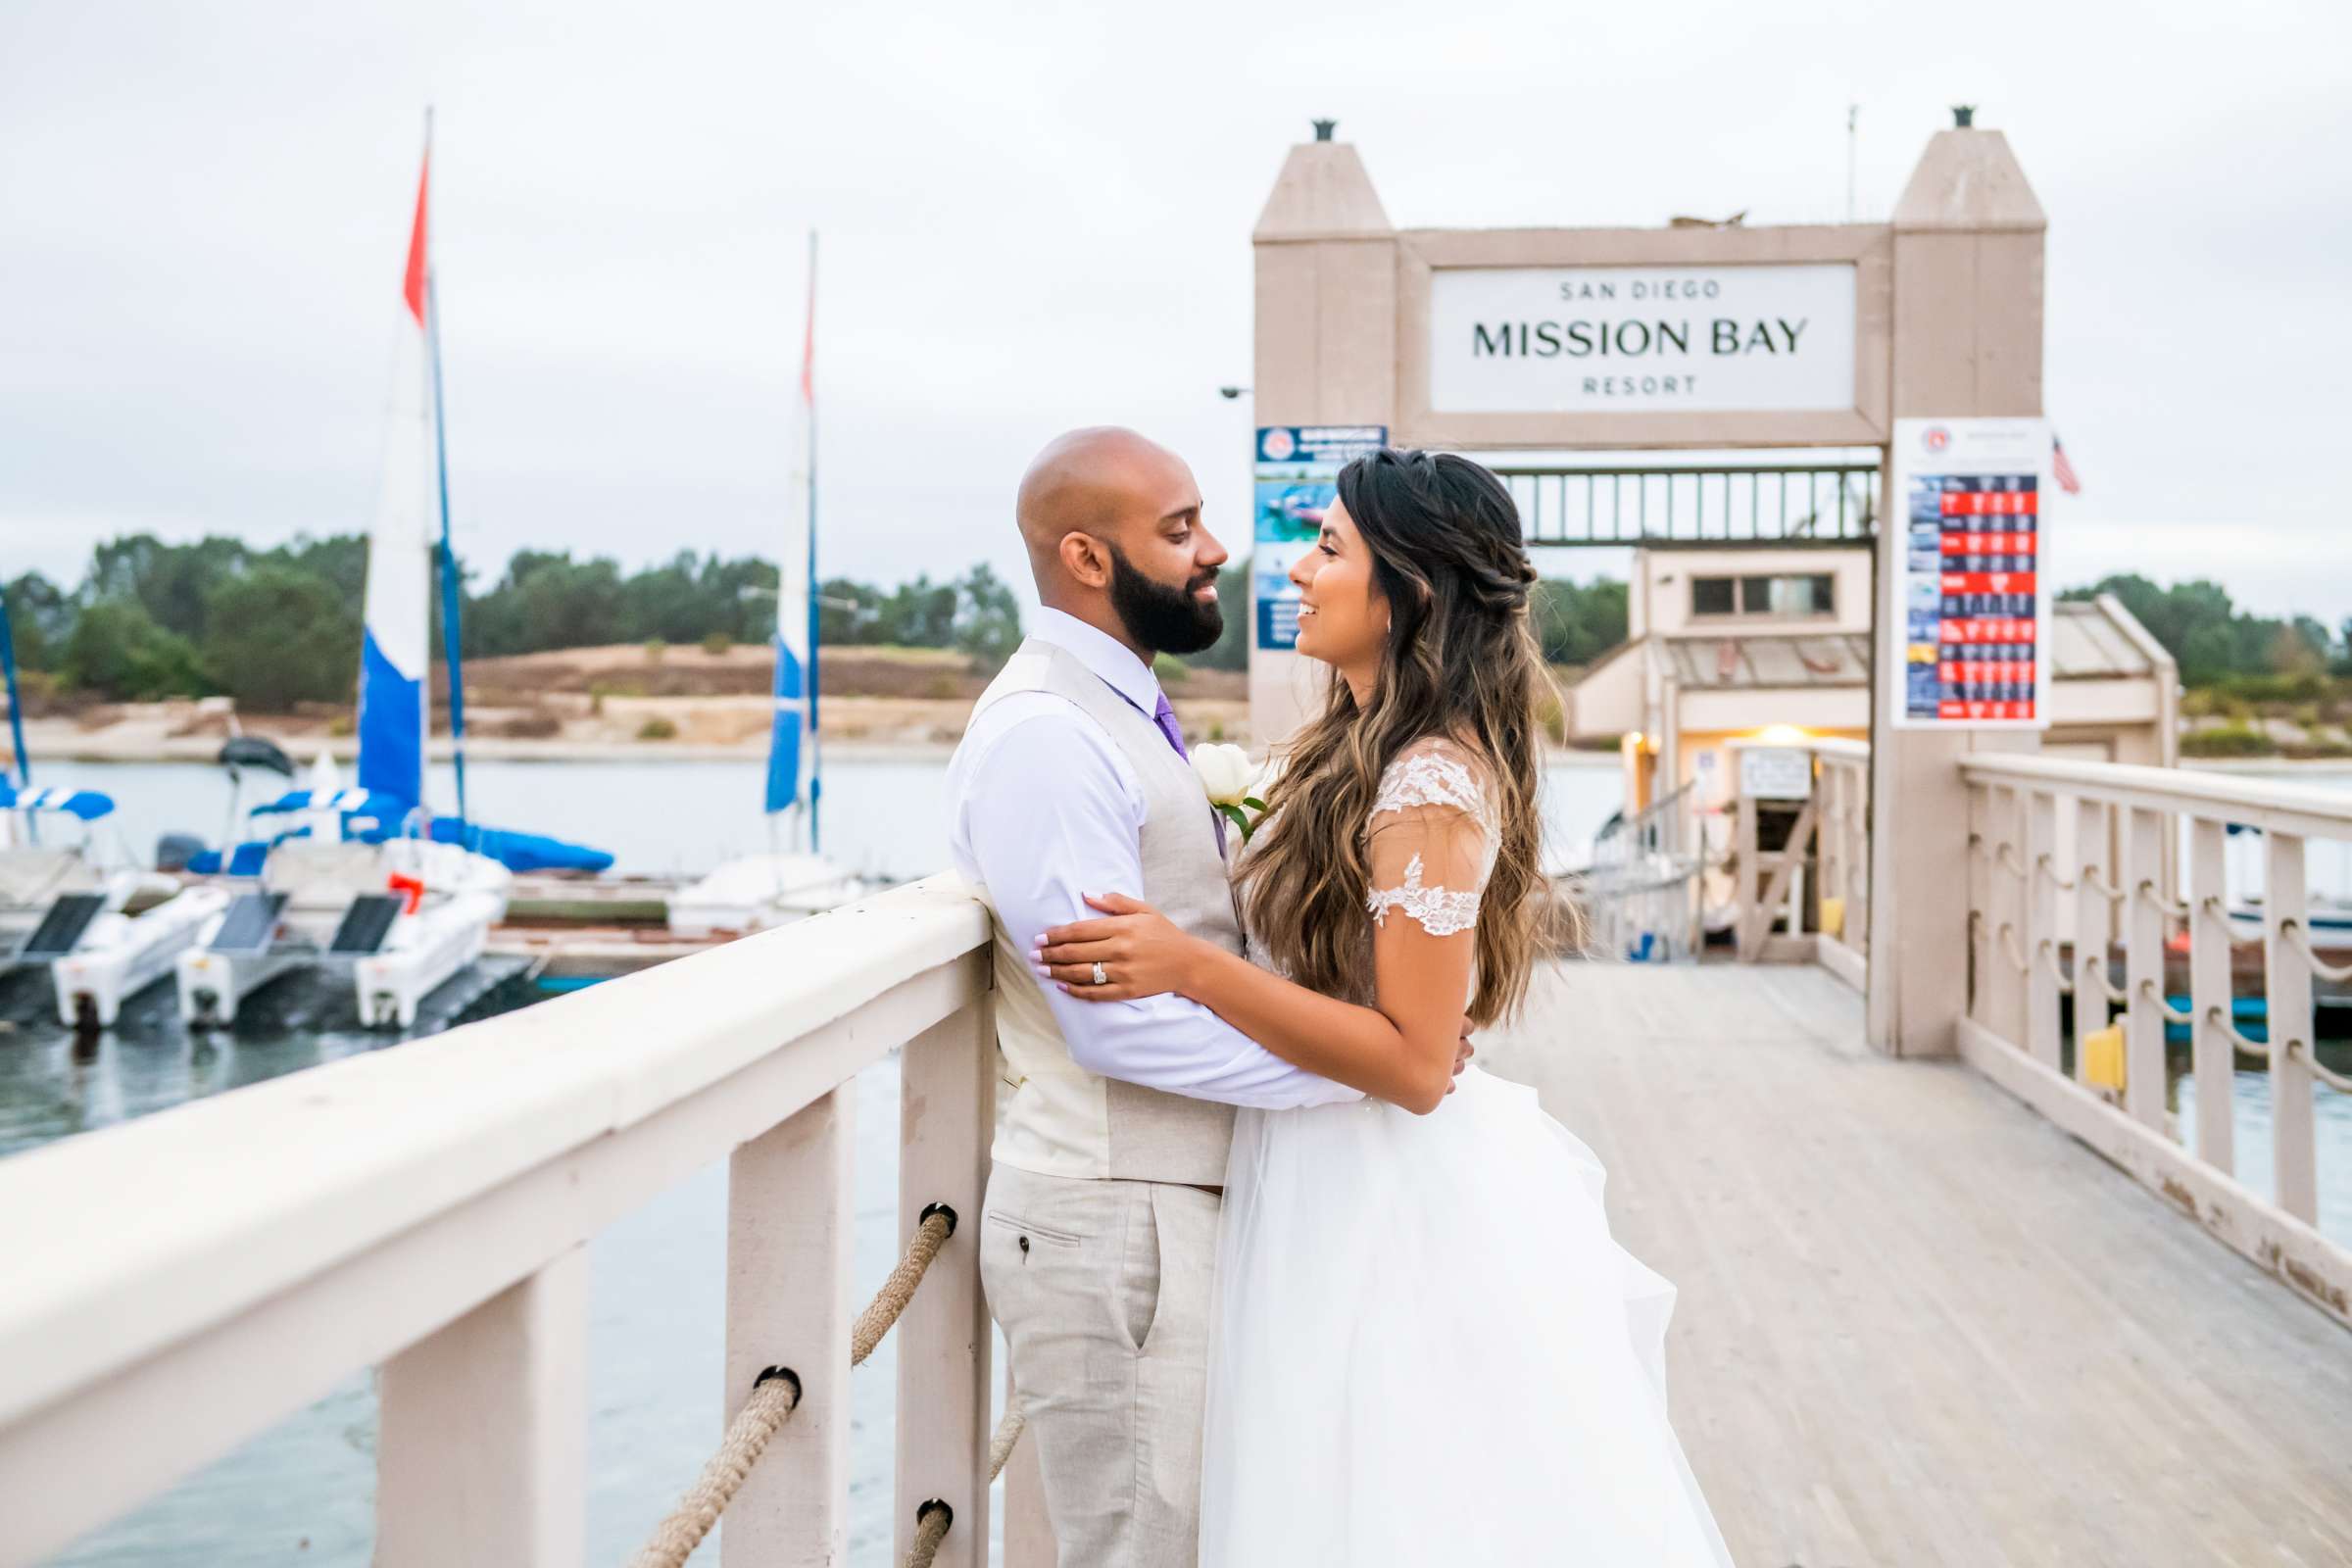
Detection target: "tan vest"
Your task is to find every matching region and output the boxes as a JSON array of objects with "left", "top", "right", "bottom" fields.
[{"left": 960, "top": 638, "right": 1239, "bottom": 1184}]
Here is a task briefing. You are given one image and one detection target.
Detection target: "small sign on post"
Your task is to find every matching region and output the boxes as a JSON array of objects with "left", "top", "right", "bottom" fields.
[
  {"left": 1251, "top": 425, "right": 1386, "bottom": 651},
  {"left": 1739, "top": 746, "right": 1812, "bottom": 801}
]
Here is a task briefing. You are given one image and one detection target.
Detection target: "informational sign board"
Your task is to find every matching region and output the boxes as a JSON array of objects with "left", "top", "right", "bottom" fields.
[
  {"left": 1886, "top": 416, "right": 2052, "bottom": 729},
  {"left": 1427, "top": 264, "right": 1857, "bottom": 415},
  {"left": 1252, "top": 425, "right": 1387, "bottom": 651},
  {"left": 1738, "top": 746, "right": 1813, "bottom": 801}
]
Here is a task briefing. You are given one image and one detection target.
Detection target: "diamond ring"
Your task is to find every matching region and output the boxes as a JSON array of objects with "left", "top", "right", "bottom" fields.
[{"left": 1092, "top": 961, "right": 1108, "bottom": 986}]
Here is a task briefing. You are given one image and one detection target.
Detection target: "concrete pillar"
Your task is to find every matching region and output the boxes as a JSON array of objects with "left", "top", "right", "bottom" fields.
[
  {"left": 1865, "top": 122, "right": 2048, "bottom": 1056},
  {"left": 1248, "top": 132, "right": 1396, "bottom": 748}
]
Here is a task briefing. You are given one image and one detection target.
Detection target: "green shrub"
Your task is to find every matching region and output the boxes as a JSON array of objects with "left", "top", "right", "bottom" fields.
[
  {"left": 701, "top": 632, "right": 733, "bottom": 657},
  {"left": 1153, "top": 653, "right": 1191, "bottom": 686},
  {"left": 2181, "top": 723, "right": 2274, "bottom": 758},
  {"left": 636, "top": 715, "right": 678, "bottom": 741}
]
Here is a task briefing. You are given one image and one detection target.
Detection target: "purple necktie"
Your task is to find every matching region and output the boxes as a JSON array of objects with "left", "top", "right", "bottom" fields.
[
  {"left": 1151, "top": 691, "right": 1190, "bottom": 759},
  {"left": 1153, "top": 690, "right": 1228, "bottom": 857}
]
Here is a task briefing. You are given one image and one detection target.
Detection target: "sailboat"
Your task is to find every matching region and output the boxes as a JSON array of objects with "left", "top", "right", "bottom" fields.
[
  {"left": 175, "top": 117, "right": 606, "bottom": 1030},
  {"left": 0, "top": 597, "right": 223, "bottom": 1027},
  {"left": 670, "top": 234, "right": 867, "bottom": 939}
]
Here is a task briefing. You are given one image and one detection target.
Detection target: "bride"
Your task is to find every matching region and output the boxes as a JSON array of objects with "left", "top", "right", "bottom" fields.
[{"left": 1035, "top": 448, "right": 1734, "bottom": 1564}]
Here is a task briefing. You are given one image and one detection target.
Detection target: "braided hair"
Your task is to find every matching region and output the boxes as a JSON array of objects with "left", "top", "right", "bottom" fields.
[{"left": 1236, "top": 449, "right": 1562, "bottom": 1024}]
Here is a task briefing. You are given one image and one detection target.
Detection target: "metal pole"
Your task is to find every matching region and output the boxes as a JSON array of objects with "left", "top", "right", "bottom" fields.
[
  {"left": 805, "top": 229, "right": 821, "bottom": 856},
  {"left": 427, "top": 270, "right": 467, "bottom": 828},
  {"left": 0, "top": 596, "right": 28, "bottom": 788}
]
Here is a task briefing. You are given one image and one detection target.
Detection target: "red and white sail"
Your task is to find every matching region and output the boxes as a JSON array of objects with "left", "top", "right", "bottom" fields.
[{"left": 358, "top": 137, "right": 438, "bottom": 807}]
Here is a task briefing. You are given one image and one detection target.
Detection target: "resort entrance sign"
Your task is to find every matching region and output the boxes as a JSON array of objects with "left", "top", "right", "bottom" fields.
[{"left": 1428, "top": 264, "right": 1857, "bottom": 416}]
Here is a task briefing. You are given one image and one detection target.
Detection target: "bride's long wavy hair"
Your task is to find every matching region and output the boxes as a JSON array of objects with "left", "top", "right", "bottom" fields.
[{"left": 1235, "top": 449, "right": 1557, "bottom": 1026}]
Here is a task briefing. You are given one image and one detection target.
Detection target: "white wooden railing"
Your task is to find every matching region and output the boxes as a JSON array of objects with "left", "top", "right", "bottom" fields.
[
  {"left": 0, "top": 875, "right": 1051, "bottom": 1566},
  {"left": 1959, "top": 755, "right": 2352, "bottom": 1328}
]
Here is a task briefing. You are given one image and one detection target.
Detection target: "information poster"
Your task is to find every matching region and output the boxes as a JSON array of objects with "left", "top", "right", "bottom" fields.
[
  {"left": 1252, "top": 424, "right": 1386, "bottom": 650},
  {"left": 1886, "top": 416, "right": 2052, "bottom": 729}
]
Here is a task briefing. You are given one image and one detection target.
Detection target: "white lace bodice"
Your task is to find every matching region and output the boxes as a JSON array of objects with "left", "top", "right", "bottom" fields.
[{"left": 1364, "top": 737, "right": 1498, "bottom": 940}]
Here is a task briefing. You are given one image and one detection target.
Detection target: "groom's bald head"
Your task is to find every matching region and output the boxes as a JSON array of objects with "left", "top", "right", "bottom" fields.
[{"left": 1014, "top": 427, "right": 1228, "bottom": 657}]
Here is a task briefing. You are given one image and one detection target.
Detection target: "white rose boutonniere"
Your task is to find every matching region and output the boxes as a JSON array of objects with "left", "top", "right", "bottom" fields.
[{"left": 1193, "top": 743, "right": 1268, "bottom": 843}]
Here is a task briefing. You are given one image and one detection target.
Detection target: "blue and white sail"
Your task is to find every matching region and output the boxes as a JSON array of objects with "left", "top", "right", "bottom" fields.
[
  {"left": 358, "top": 144, "right": 437, "bottom": 812},
  {"left": 667, "top": 233, "right": 863, "bottom": 938},
  {"left": 764, "top": 232, "right": 819, "bottom": 841}
]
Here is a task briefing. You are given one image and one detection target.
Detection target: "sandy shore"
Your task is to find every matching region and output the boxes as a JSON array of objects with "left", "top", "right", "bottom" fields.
[{"left": 10, "top": 703, "right": 1630, "bottom": 769}]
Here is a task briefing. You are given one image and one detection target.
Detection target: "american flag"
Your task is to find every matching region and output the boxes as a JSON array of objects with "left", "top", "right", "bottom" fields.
[{"left": 2051, "top": 433, "right": 2082, "bottom": 496}]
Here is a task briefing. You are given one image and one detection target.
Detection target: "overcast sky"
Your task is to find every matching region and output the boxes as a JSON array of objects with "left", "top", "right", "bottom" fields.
[{"left": 4, "top": 0, "right": 2347, "bottom": 623}]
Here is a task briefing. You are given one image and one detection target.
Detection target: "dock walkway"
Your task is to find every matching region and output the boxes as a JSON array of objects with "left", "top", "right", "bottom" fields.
[{"left": 1486, "top": 960, "right": 2352, "bottom": 1567}]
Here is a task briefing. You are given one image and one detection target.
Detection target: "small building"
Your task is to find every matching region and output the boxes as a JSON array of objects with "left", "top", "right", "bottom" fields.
[{"left": 1567, "top": 546, "right": 2180, "bottom": 816}]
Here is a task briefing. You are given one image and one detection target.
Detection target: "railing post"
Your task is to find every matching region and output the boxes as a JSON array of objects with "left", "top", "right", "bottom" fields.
[
  {"left": 375, "top": 1247, "right": 589, "bottom": 1568},
  {"left": 1982, "top": 783, "right": 2027, "bottom": 1044},
  {"left": 723, "top": 1086, "right": 856, "bottom": 1565},
  {"left": 1843, "top": 758, "right": 1870, "bottom": 957},
  {"left": 2025, "top": 788, "right": 2061, "bottom": 1071},
  {"left": 2187, "top": 818, "right": 2233, "bottom": 1176},
  {"left": 2123, "top": 806, "right": 2168, "bottom": 1131},
  {"left": 1967, "top": 778, "right": 1990, "bottom": 1028},
  {"left": 1818, "top": 760, "right": 1845, "bottom": 930},
  {"left": 2072, "top": 797, "right": 2108, "bottom": 1089},
  {"left": 2266, "top": 830, "right": 2318, "bottom": 1224},
  {"left": 1734, "top": 786, "right": 1761, "bottom": 962},
  {"left": 895, "top": 1000, "right": 997, "bottom": 1566}
]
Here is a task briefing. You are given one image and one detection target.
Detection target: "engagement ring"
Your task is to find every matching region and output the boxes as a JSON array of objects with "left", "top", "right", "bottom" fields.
[{"left": 1092, "top": 961, "right": 1107, "bottom": 986}]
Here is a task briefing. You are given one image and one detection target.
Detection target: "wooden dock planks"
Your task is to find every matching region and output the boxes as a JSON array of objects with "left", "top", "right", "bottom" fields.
[{"left": 1482, "top": 960, "right": 2352, "bottom": 1567}]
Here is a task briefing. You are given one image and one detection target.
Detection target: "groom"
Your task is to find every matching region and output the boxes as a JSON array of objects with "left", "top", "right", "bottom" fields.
[{"left": 945, "top": 427, "right": 1362, "bottom": 1564}]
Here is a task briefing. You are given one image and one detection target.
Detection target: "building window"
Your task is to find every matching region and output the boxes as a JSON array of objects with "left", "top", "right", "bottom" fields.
[{"left": 1694, "top": 572, "right": 1835, "bottom": 618}]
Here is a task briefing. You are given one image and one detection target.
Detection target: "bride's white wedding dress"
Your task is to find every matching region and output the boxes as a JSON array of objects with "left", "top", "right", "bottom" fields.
[{"left": 1200, "top": 738, "right": 1734, "bottom": 1565}]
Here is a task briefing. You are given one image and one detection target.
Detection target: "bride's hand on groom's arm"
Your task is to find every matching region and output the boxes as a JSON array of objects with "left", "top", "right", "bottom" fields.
[{"left": 1032, "top": 893, "right": 1206, "bottom": 1002}]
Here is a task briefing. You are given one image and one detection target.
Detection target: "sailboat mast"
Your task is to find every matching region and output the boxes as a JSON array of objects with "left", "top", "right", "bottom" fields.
[
  {"left": 805, "top": 229, "right": 821, "bottom": 856},
  {"left": 419, "top": 107, "right": 467, "bottom": 828},
  {"left": 427, "top": 270, "right": 467, "bottom": 827},
  {"left": 0, "top": 596, "right": 28, "bottom": 789}
]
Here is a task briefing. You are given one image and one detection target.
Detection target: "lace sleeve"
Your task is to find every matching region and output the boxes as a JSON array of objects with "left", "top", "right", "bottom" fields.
[{"left": 1364, "top": 739, "right": 1494, "bottom": 939}]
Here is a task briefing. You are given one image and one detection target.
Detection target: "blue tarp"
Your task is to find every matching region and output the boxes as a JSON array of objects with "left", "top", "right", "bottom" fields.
[
  {"left": 427, "top": 816, "right": 614, "bottom": 874},
  {"left": 0, "top": 782, "right": 116, "bottom": 820},
  {"left": 251, "top": 788, "right": 416, "bottom": 822}
]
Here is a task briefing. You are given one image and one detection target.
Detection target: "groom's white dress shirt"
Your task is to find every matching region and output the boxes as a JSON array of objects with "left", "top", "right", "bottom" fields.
[{"left": 946, "top": 608, "right": 1355, "bottom": 1110}]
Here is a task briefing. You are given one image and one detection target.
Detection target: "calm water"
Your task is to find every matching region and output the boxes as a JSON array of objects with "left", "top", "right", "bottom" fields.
[
  {"left": 10, "top": 756, "right": 2347, "bottom": 1563},
  {"left": 8, "top": 755, "right": 1626, "bottom": 1565}
]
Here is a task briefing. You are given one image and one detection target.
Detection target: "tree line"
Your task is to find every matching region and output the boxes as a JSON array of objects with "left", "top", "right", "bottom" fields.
[
  {"left": 2058, "top": 575, "right": 2350, "bottom": 688},
  {"left": 12, "top": 532, "right": 2332, "bottom": 713},
  {"left": 1, "top": 533, "right": 1038, "bottom": 710}
]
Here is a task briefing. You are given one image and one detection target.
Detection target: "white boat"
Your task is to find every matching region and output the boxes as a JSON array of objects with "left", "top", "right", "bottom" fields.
[
  {"left": 672, "top": 232, "right": 870, "bottom": 937},
  {"left": 53, "top": 883, "right": 229, "bottom": 1029}
]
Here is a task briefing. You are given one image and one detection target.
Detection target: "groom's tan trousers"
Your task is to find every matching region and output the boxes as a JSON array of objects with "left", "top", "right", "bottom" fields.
[{"left": 980, "top": 1162, "right": 1221, "bottom": 1567}]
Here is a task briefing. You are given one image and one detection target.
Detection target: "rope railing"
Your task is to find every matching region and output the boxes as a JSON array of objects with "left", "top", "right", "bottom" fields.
[
  {"left": 2074, "top": 953, "right": 2127, "bottom": 1005},
  {"left": 900, "top": 1404, "right": 1031, "bottom": 1568},
  {"left": 2081, "top": 865, "right": 2128, "bottom": 906},
  {"left": 2034, "top": 853, "right": 2078, "bottom": 895},
  {"left": 2205, "top": 1004, "right": 2272, "bottom": 1062},
  {"left": 1996, "top": 921, "right": 2032, "bottom": 975},
  {"left": 2198, "top": 896, "right": 2265, "bottom": 950},
  {"left": 1993, "top": 842, "right": 2030, "bottom": 881},
  {"left": 2138, "top": 979, "right": 2192, "bottom": 1027},
  {"left": 2297, "top": 1039, "right": 2352, "bottom": 1097},
  {"left": 2283, "top": 919, "right": 2352, "bottom": 985},
  {"left": 631, "top": 1203, "right": 960, "bottom": 1568},
  {"left": 2135, "top": 881, "right": 2188, "bottom": 923}
]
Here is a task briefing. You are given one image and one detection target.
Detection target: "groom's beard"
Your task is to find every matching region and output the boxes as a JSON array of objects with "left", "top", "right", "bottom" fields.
[{"left": 1107, "top": 545, "right": 1223, "bottom": 656}]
